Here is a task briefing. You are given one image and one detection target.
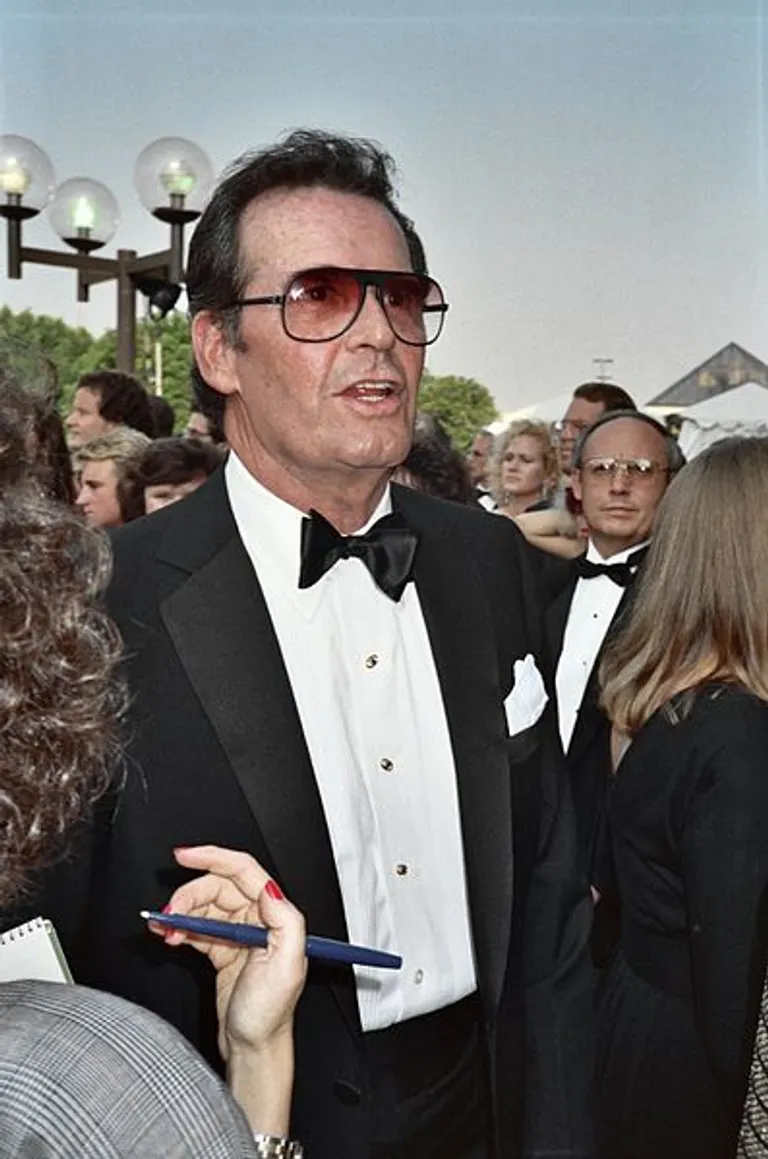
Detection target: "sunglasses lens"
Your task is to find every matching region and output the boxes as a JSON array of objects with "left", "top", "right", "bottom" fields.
[
  {"left": 282, "top": 268, "right": 446, "bottom": 345},
  {"left": 283, "top": 269, "right": 361, "bottom": 341},
  {"left": 380, "top": 274, "right": 444, "bottom": 345}
]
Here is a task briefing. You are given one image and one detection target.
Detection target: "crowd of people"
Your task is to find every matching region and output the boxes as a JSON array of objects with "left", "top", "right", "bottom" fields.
[{"left": 2, "top": 127, "right": 768, "bottom": 1159}]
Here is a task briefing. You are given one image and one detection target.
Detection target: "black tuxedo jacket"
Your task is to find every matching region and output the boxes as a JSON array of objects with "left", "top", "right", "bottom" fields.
[
  {"left": 542, "top": 557, "right": 637, "bottom": 872},
  {"left": 15, "top": 472, "right": 593, "bottom": 1159}
]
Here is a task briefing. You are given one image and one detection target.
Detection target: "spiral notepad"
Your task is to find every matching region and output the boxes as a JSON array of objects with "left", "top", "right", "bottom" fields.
[{"left": 0, "top": 917, "right": 72, "bottom": 983}]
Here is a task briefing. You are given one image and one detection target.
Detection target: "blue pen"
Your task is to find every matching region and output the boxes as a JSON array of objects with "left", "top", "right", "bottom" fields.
[{"left": 141, "top": 910, "right": 402, "bottom": 970}]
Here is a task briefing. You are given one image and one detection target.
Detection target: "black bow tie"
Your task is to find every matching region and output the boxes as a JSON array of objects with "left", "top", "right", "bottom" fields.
[
  {"left": 576, "top": 545, "right": 649, "bottom": 588},
  {"left": 298, "top": 509, "right": 419, "bottom": 602}
]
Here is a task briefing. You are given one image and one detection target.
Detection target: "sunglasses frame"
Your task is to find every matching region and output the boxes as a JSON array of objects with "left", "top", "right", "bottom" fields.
[{"left": 226, "top": 266, "right": 449, "bottom": 347}]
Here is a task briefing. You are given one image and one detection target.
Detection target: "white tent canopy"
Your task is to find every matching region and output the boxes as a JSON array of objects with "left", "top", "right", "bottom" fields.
[
  {"left": 494, "top": 393, "right": 676, "bottom": 435},
  {"left": 498, "top": 390, "right": 576, "bottom": 428},
  {"left": 677, "top": 382, "right": 768, "bottom": 459}
]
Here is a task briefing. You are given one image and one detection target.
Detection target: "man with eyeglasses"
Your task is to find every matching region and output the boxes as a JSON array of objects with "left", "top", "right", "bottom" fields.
[
  {"left": 545, "top": 411, "right": 684, "bottom": 891},
  {"left": 22, "top": 131, "right": 593, "bottom": 1159},
  {"left": 554, "top": 382, "right": 637, "bottom": 483},
  {"left": 515, "top": 383, "right": 636, "bottom": 560}
]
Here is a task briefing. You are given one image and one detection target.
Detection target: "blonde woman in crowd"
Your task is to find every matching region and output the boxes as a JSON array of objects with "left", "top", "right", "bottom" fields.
[
  {"left": 594, "top": 437, "right": 768, "bottom": 1159},
  {"left": 488, "top": 419, "right": 558, "bottom": 517}
]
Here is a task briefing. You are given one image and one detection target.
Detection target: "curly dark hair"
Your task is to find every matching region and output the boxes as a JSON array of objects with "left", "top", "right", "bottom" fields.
[
  {"left": 0, "top": 353, "right": 75, "bottom": 503},
  {"left": 186, "top": 128, "right": 427, "bottom": 426},
  {"left": 0, "top": 483, "right": 125, "bottom": 903}
]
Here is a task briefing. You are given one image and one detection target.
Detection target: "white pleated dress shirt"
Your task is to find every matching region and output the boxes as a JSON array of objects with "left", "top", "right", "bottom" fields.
[
  {"left": 226, "top": 453, "right": 476, "bottom": 1031},
  {"left": 555, "top": 539, "right": 649, "bottom": 753}
]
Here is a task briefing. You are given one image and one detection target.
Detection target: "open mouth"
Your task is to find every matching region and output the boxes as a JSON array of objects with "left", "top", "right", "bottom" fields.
[{"left": 342, "top": 382, "right": 398, "bottom": 400}]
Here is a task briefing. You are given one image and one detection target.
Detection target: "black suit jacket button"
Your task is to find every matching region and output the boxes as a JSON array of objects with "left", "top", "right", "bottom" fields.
[{"left": 333, "top": 1079, "right": 362, "bottom": 1105}]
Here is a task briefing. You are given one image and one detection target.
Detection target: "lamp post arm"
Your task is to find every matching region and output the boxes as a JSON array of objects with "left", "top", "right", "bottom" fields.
[{"left": 18, "top": 245, "right": 120, "bottom": 276}]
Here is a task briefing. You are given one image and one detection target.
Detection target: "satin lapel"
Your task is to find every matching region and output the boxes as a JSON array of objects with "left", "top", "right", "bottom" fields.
[
  {"left": 396, "top": 493, "right": 514, "bottom": 1016},
  {"left": 156, "top": 486, "right": 357, "bottom": 1032}
]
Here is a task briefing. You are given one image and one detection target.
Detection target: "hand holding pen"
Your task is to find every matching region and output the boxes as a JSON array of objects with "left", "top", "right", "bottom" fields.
[{"left": 148, "top": 843, "right": 306, "bottom": 1138}]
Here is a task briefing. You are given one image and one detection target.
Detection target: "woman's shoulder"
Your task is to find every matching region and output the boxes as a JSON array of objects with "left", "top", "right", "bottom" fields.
[
  {"left": 628, "top": 683, "right": 768, "bottom": 755},
  {"left": 637, "top": 684, "right": 768, "bottom": 780},
  {"left": 675, "top": 683, "right": 768, "bottom": 727}
]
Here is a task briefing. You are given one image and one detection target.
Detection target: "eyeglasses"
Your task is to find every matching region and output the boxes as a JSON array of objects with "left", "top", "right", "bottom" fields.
[
  {"left": 226, "top": 266, "right": 448, "bottom": 347},
  {"left": 581, "top": 456, "right": 669, "bottom": 484}
]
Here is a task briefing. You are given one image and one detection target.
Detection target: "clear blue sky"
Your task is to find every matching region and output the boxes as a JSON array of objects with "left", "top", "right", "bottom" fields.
[{"left": 1, "top": 0, "right": 766, "bottom": 410}]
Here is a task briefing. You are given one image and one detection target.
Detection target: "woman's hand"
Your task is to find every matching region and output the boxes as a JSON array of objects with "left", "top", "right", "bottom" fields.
[
  {"left": 155, "top": 845, "right": 307, "bottom": 1059},
  {"left": 150, "top": 845, "right": 307, "bottom": 1136}
]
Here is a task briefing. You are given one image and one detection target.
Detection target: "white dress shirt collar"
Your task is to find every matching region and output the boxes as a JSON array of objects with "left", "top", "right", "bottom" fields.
[
  {"left": 225, "top": 451, "right": 393, "bottom": 620},
  {"left": 585, "top": 538, "right": 651, "bottom": 566}
]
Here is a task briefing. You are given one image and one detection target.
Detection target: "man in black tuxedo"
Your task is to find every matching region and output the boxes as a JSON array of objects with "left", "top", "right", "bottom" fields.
[
  {"left": 21, "top": 131, "right": 593, "bottom": 1159},
  {"left": 544, "top": 411, "right": 683, "bottom": 875}
]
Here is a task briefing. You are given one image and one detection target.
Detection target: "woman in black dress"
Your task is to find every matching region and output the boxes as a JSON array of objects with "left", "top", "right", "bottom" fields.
[{"left": 596, "top": 436, "right": 768, "bottom": 1159}]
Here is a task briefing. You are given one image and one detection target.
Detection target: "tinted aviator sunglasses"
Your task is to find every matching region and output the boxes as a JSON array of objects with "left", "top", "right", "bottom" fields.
[{"left": 226, "top": 266, "right": 449, "bottom": 347}]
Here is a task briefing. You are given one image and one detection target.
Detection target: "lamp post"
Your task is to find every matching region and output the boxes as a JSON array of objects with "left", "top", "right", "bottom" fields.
[{"left": 0, "top": 134, "right": 214, "bottom": 373}]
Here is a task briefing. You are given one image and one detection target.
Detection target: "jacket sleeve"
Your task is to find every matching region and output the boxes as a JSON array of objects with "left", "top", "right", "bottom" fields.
[
  {"left": 518, "top": 703, "right": 596, "bottom": 1158},
  {"left": 680, "top": 696, "right": 768, "bottom": 1124}
]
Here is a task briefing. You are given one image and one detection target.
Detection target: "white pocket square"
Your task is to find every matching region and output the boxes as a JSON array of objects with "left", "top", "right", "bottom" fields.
[{"left": 503, "top": 653, "right": 548, "bottom": 736}]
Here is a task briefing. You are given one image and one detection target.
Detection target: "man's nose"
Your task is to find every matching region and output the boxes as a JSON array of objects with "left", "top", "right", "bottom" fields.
[
  {"left": 348, "top": 285, "right": 396, "bottom": 348},
  {"left": 609, "top": 465, "right": 631, "bottom": 491}
]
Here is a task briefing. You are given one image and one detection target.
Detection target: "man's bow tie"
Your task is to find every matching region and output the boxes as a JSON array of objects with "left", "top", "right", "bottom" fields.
[
  {"left": 299, "top": 509, "right": 419, "bottom": 602},
  {"left": 575, "top": 545, "right": 649, "bottom": 588}
]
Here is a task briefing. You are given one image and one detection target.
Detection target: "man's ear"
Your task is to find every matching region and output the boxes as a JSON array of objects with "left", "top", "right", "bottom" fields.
[
  {"left": 191, "top": 312, "right": 240, "bottom": 398},
  {"left": 571, "top": 468, "right": 583, "bottom": 502}
]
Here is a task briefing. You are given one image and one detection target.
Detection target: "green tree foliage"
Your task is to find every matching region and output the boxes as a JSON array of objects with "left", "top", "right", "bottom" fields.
[
  {"left": 0, "top": 308, "right": 497, "bottom": 446},
  {"left": 0, "top": 306, "right": 194, "bottom": 431},
  {"left": 417, "top": 371, "right": 498, "bottom": 453},
  {"left": 0, "top": 305, "right": 95, "bottom": 397}
]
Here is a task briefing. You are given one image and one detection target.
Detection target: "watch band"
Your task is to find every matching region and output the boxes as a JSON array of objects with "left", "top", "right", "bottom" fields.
[{"left": 252, "top": 1132, "right": 304, "bottom": 1158}]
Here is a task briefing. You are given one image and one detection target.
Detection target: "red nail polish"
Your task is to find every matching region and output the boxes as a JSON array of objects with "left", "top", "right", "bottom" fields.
[
  {"left": 265, "top": 879, "right": 284, "bottom": 901},
  {"left": 161, "top": 904, "right": 172, "bottom": 914}
]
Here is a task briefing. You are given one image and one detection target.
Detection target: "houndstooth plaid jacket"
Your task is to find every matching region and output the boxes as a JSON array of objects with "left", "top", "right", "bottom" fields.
[{"left": 0, "top": 979, "right": 258, "bottom": 1158}]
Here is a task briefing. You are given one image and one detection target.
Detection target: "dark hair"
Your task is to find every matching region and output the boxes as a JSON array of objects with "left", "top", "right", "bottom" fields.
[
  {"left": 0, "top": 401, "right": 125, "bottom": 902},
  {"left": 186, "top": 128, "right": 427, "bottom": 424},
  {"left": 187, "top": 366, "right": 227, "bottom": 442},
  {"left": 147, "top": 394, "right": 176, "bottom": 438},
  {"left": 0, "top": 364, "right": 74, "bottom": 503},
  {"left": 135, "top": 436, "right": 223, "bottom": 490},
  {"left": 573, "top": 381, "right": 637, "bottom": 413},
  {"left": 77, "top": 370, "right": 155, "bottom": 438},
  {"left": 395, "top": 415, "right": 474, "bottom": 504},
  {"left": 0, "top": 368, "right": 36, "bottom": 488},
  {"left": 33, "top": 405, "right": 76, "bottom": 504},
  {"left": 573, "top": 408, "right": 686, "bottom": 472}
]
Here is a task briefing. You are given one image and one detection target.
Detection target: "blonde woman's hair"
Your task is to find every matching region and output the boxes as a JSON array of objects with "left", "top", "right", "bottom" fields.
[
  {"left": 74, "top": 427, "right": 152, "bottom": 524},
  {"left": 601, "top": 437, "right": 768, "bottom": 734},
  {"left": 488, "top": 420, "right": 558, "bottom": 506},
  {"left": 75, "top": 426, "right": 151, "bottom": 467}
]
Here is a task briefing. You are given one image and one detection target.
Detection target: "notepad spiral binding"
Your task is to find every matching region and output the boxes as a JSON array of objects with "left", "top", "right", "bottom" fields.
[{"left": 0, "top": 917, "right": 46, "bottom": 944}]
